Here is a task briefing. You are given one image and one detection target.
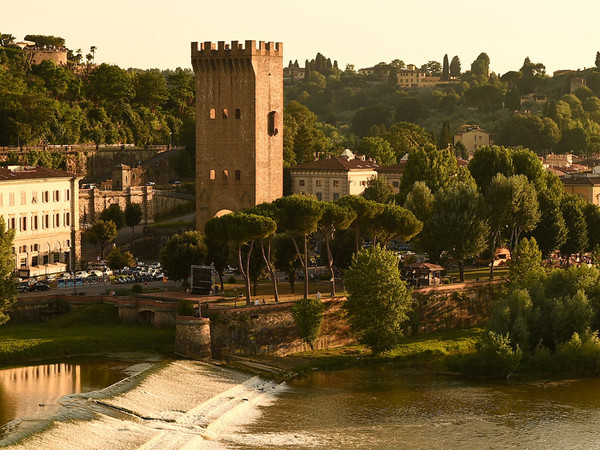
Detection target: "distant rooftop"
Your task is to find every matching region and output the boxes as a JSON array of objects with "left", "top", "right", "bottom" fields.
[{"left": 0, "top": 166, "right": 75, "bottom": 180}]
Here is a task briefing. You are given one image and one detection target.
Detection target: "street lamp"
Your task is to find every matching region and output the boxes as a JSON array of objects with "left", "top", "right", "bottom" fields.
[{"left": 169, "top": 132, "right": 172, "bottom": 149}]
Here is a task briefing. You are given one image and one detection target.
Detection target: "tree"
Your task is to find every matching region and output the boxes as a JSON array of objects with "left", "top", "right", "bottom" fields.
[
  {"left": 450, "top": 56, "right": 461, "bottom": 78},
  {"left": 398, "top": 145, "right": 472, "bottom": 202},
  {"left": 508, "top": 237, "right": 544, "bottom": 286},
  {"left": 86, "top": 220, "right": 118, "bottom": 259},
  {"left": 596, "top": 51, "right": 600, "bottom": 69},
  {"left": 362, "top": 175, "right": 395, "bottom": 204},
  {"left": 292, "top": 297, "right": 326, "bottom": 350},
  {"left": 505, "top": 84, "right": 521, "bottom": 111},
  {"left": 205, "top": 236, "right": 229, "bottom": 291},
  {"left": 438, "top": 120, "right": 452, "bottom": 149},
  {"left": 432, "top": 183, "right": 489, "bottom": 281},
  {"left": 344, "top": 246, "right": 413, "bottom": 354},
  {"left": 531, "top": 190, "right": 567, "bottom": 258},
  {"left": 205, "top": 212, "right": 276, "bottom": 304},
  {"left": 560, "top": 195, "right": 588, "bottom": 261},
  {"left": 356, "top": 136, "right": 396, "bottom": 165},
  {"left": 106, "top": 247, "right": 135, "bottom": 272},
  {"left": 468, "top": 146, "right": 514, "bottom": 193},
  {"left": 246, "top": 202, "right": 282, "bottom": 302},
  {"left": 159, "top": 231, "right": 207, "bottom": 283},
  {"left": 88, "top": 64, "right": 134, "bottom": 106},
  {"left": 370, "top": 204, "right": 422, "bottom": 247},
  {"left": 404, "top": 181, "right": 444, "bottom": 262},
  {"left": 441, "top": 54, "right": 450, "bottom": 81},
  {"left": 318, "top": 203, "right": 356, "bottom": 296},
  {"left": 0, "top": 217, "right": 16, "bottom": 325},
  {"left": 335, "top": 195, "right": 382, "bottom": 254},
  {"left": 471, "top": 52, "right": 490, "bottom": 77},
  {"left": 420, "top": 61, "right": 442, "bottom": 76},
  {"left": 132, "top": 70, "right": 168, "bottom": 113},
  {"left": 275, "top": 195, "right": 324, "bottom": 299},
  {"left": 124, "top": 202, "right": 143, "bottom": 234},
  {"left": 99, "top": 204, "right": 125, "bottom": 229}
]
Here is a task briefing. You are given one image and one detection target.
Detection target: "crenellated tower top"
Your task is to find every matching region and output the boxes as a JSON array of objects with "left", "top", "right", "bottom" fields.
[{"left": 191, "top": 40, "right": 283, "bottom": 59}]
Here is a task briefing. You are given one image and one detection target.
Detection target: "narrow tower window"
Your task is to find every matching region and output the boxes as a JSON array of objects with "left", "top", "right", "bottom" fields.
[
  {"left": 222, "top": 170, "right": 229, "bottom": 180},
  {"left": 209, "top": 109, "right": 216, "bottom": 119},
  {"left": 268, "top": 111, "right": 277, "bottom": 136},
  {"left": 235, "top": 109, "right": 241, "bottom": 119},
  {"left": 235, "top": 170, "right": 241, "bottom": 181},
  {"left": 209, "top": 169, "right": 216, "bottom": 180},
  {"left": 222, "top": 109, "right": 228, "bottom": 119}
]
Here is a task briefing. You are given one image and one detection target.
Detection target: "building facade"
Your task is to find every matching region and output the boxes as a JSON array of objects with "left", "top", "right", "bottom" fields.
[
  {"left": 289, "top": 150, "right": 384, "bottom": 201},
  {"left": 454, "top": 124, "right": 494, "bottom": 157},
  {"left": 396, "top": 64, "right": 441, "bottom": 88},
  {"left": 0, "top": 166, "right": 80, "bottom": 278},
  {"left": 191, "top": 40, "right": 284, "bottom": 230}
]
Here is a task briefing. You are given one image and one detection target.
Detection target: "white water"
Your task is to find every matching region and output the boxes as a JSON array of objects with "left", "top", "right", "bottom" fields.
[{"left": 3, "top": 360, "right": 289, "bottom": 449}]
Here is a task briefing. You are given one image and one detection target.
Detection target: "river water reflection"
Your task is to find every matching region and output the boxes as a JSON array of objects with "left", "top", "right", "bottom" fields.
[
  {"left": 246, "top": 367, "right": 600, "bottom": 448},
  {"left": 0, "top": 359, "right": 129, "bottom": 428},
  {"left": 3, "top": 360, "right": 600, "bottom": 448}
]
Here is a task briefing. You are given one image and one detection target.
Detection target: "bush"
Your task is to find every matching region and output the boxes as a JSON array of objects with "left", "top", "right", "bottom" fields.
[
  {"left": 177, "top": 299, "right": 196, "bottom": 316},
  {"left": 292, "top": 298, "right": 326, "bottom": 349},
  {"left": 461, "top": 331, "right": 523, "bottom": 377},
  {"left": 131, "top": 284, "right": 143, "bottom": 293},
  {"left": 226, "top": 275, "right": 237, "bottom": 284}
]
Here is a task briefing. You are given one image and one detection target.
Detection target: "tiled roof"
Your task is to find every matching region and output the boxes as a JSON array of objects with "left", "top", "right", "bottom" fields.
[
  {"left": 0, "top": 166, "right": 75, "bottom": 181},
  {"left": 375, "top": 162, "right": 406, "bottom": 173},
  {"left": 561, "top": 176, "right": 600, "bottom": 186},
  {"left": 290, "top": 156, "right": 380, "bottom": 171}
]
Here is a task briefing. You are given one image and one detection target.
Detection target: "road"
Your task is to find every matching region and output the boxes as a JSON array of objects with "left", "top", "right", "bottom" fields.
[{"left": 18, "top": 279, "right": 179, "bottom": 299}]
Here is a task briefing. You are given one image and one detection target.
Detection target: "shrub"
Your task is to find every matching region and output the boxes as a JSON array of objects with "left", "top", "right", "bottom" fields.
[
  {"left": 177, "top": 299, "right": 196, "bottom": 316},
  {"left": 292, "top": 298, "right": 326, "bottom": 349},
  {"left": 344, "top": 246, "right": 413, "bottom": 354},
  {"left": 226, "top": 275, "right": 237, "bottom": 284},
  {"left": 131, "top": 284, "right": 143, "bottom": 293},
  {"left": 461, "top": 331, "right": 523, "bottom": 377}
]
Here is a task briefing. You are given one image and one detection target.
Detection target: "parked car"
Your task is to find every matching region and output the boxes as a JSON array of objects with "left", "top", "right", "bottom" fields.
[
  {"left": 75, "top": 271, "right": 89, "bottom": 278},
  {"left": 18, "top": 281, "right": 30, "bottom": 293},
  {"left": 146, "top": 181, "right": 156, "bottom": 186},
  {"left": 88, "top": 270, "right": 103, "bottom": 277},
  {"left": 31, "top": 281, "right": 51, "bottom": 291}
]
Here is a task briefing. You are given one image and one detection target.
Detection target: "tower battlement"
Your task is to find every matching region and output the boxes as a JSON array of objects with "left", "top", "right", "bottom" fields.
[{"left": 191, "top": 40, "right": 283, "bottom": 58}]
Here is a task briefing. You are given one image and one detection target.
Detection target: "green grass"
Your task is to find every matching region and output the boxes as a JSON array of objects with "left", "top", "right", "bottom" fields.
[
  {"left": 283, "top": 328, "right": 484, "bottom": 374},
  {"left": 445, "top": 266, "right": 509, "bottom": 281},
  {"left": 0, "top": 304, "right": 175, "bottom": 366}
]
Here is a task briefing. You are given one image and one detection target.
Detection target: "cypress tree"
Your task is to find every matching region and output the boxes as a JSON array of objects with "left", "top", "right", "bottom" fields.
[
  {"left": 450, "top": 55, "right": 461, "bottom": 78},
  {"left": 442, "top": 54, "right": 450, "bottom": 81}
]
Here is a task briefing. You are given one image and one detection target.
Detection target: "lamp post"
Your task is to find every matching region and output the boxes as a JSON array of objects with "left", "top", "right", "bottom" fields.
[{"left": 169, "top": 132, "right": 172, "bottom": 149}]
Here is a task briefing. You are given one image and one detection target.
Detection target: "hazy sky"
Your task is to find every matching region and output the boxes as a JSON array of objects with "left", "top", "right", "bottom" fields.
[{"left": 4, "top": 0, "right": 600, "bottom": 75}]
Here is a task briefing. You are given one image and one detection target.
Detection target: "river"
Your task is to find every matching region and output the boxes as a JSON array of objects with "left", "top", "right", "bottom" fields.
[{"left": 2, "top": 359, "right": 600, "bottom": 448}]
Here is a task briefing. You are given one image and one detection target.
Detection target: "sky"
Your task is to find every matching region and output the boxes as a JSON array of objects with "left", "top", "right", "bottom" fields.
[{"left": 3, "top": 0, "right": 600, "bottom": 76}]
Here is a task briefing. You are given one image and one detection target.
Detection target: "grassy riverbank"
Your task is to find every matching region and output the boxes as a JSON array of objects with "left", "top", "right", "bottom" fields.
[
  {"left": 0, "top": 305, "right": 175, "bottom": 366},
  {"left": 246, "top": 328, "right": 484, "bottom": 377}
]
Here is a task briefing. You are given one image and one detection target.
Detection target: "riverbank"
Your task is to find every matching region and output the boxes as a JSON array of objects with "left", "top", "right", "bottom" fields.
[
  {"left": 0, "top": 304, "right": 174, "bottom": 367},
  {"left": 223, "top": 328, "right": 484, "bottom": 379}
]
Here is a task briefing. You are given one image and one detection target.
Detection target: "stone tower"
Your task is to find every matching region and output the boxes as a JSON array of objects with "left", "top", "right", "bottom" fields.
[{"left": 191, "top": 40, "right": 283, "bottom": 231}]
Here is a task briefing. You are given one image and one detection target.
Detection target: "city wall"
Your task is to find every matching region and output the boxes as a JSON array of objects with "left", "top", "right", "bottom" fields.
[
  {"left": 9, "top": 281, "right": 505, "bottom": 359},
  {"left": 79, "top": 186, "right": 154, "bottom": 224}
]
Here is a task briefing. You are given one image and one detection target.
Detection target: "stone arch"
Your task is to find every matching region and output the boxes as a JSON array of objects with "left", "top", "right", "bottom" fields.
[
  {"left": 138, "top": 310, "right": 155, "bottom": 324},
  {"left": 214, "top": 209, "right": 233, "bottom": 218}
]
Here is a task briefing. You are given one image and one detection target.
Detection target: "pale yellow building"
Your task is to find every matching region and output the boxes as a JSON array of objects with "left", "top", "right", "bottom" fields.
[
  {"left": 0, "top": 166, "right": 80, "bottom": 278},
  {"left": 454, "top": 124, "right": 494, "bottom": 157},
  {"left": 561, "top": 176, "right": 600, "bottom": 205},
  {"left": 289, "top": 150, "right": 379, "bottom": 201},
  {"left": 396, "top": 64, "right": 440, "bottom": 88},
  {"left": 289, "top": 150, "right": 405, "bottom": 200}
]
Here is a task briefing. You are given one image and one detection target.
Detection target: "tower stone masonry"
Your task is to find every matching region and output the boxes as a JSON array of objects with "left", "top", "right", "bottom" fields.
[{"left": 191, "top": 40, "right": 283, "bottom": 231}]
